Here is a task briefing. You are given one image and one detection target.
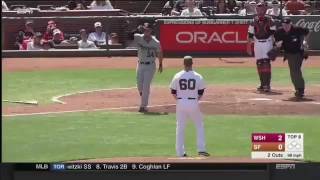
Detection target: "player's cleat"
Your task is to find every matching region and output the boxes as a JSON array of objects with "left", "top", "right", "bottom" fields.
[
  {"left": 294, "top": 91, "right": 304, "bottom": 99},
  {"left": 138, "top": 107, "right": 148, "bottom": 113},
  {"left": 263, "top": 86, "right": 271, "bottom": 93},
  {"left": 198, "top": 152, "right": 210, "bottom": 157},
  {"left": 257, "top": 86, "right": 264, "bottom": 92},
  {"left": 183, "top": 153, "right": 188, "bottom": 157}
]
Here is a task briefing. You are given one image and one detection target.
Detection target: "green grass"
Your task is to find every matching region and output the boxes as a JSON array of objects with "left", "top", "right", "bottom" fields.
[
  {"left": 3, "top": 67, "right": 320, "bottom": 104},
  {"left": 2, "top": 112, "right": 320, "bottom": 162}
]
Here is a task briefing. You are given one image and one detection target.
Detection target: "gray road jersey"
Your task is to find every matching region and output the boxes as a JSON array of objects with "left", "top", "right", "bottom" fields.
[{"left": 134, "top": 34, "right": 161, "bottom": 63}]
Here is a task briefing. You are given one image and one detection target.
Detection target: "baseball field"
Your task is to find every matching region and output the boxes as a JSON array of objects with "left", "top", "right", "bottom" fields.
[{"left": 2, "top": 56, "right": 320, "bottom": 162}]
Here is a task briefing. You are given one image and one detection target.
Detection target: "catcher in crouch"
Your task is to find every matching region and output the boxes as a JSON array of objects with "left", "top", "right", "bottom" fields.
[{"left": 247, "top": 2, "right": 277, "bottom": 92}]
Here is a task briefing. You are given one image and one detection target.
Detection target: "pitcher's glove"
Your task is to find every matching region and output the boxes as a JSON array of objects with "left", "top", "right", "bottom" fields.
[{"left": 267, "top": 47, "right": 280, "bottom": 61}]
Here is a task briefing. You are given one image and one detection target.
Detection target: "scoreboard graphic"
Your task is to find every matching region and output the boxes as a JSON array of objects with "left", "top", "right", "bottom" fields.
[{"left": 251, "top": 133, "right": 304, "bottom": 159}]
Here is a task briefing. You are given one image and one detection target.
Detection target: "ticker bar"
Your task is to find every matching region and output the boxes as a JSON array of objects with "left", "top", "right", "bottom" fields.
[{"left": 14, "top": 163, "right": 267, "bottom": 171}]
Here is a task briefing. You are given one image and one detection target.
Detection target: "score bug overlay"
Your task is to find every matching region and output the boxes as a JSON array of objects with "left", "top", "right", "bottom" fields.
[{"left": 251, "top": 133, "right": 304, "bottom": 160}]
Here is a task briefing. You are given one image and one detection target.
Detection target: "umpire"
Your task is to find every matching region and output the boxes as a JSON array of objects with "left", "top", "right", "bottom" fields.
[{"left": 274, "top": 17, "right": 310, "bottom": 99}]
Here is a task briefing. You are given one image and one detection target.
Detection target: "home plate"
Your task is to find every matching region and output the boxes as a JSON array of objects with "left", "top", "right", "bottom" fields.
[{"left": 248, "top": 98, "right": 273, "bottom": 101}]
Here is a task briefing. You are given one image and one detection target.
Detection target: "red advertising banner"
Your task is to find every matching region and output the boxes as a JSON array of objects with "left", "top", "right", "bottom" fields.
[{"left": 160, "top": 24, "right": 249, "bottom": 52}]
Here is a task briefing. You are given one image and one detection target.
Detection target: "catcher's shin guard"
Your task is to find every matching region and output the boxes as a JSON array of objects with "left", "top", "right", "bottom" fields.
[{"left": 257, "top": 59, "right": 271, "bottom": 88}]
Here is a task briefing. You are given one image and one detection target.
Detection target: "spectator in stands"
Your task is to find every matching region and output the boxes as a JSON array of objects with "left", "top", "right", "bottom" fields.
[
  {"left": 89, "top": 0, "right": 113, "bottom": 10},
  {"left": 108, "top": 33, "right": 121, "bottom": 45},
  {"left": 88, "top": 22, "right": 107, "bottom": 45},
  {"left": 180, "top": 0, "right": 203, "bottom": 16},
  {"left": 2, "top": 0, "right": 9, "bottom": 11},
  {"left": 215, "top": 0, "right": 229, "bottom": 13},
  {"left": 226, "top": 0, "right": 237, "bottom": 13},
  {"left": 75, "top": 2, "right": 87, "bottom": 10},
  {"left": 66, "top": 0, "right": 88, "bottom": 10},
  {"left": 243, "top": 1, "right": 257, "bottom": 15},
  {"left": 43, "top": 20, "right": 65, "bottom": 42},
  {"left": 78, "top": 29, "right": 97, "bottom": 49},
  {"left": 285, "top": 0, "right": 306, "bottom": 15},
  {"left": 238, "top": 1, "right": 247, "bottom": 15},
  {"left": 16, "top": 20, "right": 35, "bottom": 50},
  {"left": 67, "top": 0, "right": 77, "bottom": 10},
  {"left": 162, "top": 0, "right": 174, "bottom": 15},
  {"left": 171, "top": 0, "right": 185, "bottom": 16},
  {"left": 26, "top": 32, "right": 45, "bottom": 50},
  {"left": 266, "top": 0, "right": 288, "bottom": 16},
  {"left": 303, "top": 3, "right": 312, "bottom": 15}
]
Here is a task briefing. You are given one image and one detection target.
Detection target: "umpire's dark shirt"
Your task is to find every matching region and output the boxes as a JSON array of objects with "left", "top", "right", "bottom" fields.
[{"left": 274, "top": 26, "right": 309, "bottom": 54}]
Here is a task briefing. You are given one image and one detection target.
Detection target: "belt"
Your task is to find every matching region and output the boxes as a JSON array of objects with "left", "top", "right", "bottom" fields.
[
  {"left": 139, "top": 61, "right": 154, "bottom": 65},
  {"left": 177, "top": 97, "right": 197, "bottom": 100},
  {"left": 258, "top": 40, "right": 267, "bottom": 42}
]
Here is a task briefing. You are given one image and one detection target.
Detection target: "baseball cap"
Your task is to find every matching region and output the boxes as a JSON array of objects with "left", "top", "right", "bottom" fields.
[
  {"left": 257, "top": 2, "right": 267, "bottom": 7},
  {"left": 35, "top": 32, "right": 42, "bottom": 38},
  {"left": 271, "top": 0, "right": 280, "bottom": 5},
  {"left": 48, "top": 20, "right": 55, "bottom": 25},
  {"left": 110, "top": 33, "right": 118, "bottom": 37},
  {"left": 79, "top": 29, "right": 86, "bottom": 33},
  {"left": 282, "top": 17, "right": 292, "bottom": 24},
  {"left": 94, "top": 22, "right": 102, "bottom": 28},
  {"left": 25, "top": 20, "right": 34, "bottom": 25},
  {"left": 143, "top": 22, "right": 153, "bottom": 30},
  {"left": 53, "top": 29, "right": 61, "bottom": 35},
  {"left": 183, "top": 56, "right": 193, "bottom": 66}
]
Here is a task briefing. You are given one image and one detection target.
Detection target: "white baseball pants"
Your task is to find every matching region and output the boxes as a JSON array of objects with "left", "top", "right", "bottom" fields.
[
  {"left": 136, "top": 63, "right": 156, "bottom": 108},
  {"left": 254, "top": 37, "right": 273, "bottom": 60},
  {"left": 176, "top": 99, "right": 207, "bottom": 157}
]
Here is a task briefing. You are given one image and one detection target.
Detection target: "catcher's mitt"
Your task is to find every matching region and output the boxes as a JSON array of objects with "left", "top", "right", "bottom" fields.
[{"left": 267, "top": 47, "right": 280, "bottom": 61}]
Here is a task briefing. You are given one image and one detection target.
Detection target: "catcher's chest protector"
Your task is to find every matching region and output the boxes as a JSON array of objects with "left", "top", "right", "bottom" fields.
[{"left": 253, "top": 16, "right": 273, "bottom": 39}]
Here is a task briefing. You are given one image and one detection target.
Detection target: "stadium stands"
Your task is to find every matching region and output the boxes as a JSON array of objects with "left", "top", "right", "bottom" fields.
[{"left": 1, "top": 0, "right": 319, "bottom": 53}]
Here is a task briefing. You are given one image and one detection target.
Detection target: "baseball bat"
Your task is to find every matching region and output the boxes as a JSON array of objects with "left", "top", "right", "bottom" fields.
[{"left": 3, "top": 99, "right": 38, "bottom": 105}]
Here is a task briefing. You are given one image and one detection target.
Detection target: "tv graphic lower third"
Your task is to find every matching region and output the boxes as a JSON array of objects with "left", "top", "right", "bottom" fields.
[{"left": 251, "top": 133, "right": 304, "bottom": 160}]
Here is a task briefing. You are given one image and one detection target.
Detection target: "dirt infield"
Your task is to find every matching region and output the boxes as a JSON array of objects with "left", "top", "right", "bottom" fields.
[
  {"left": 3, "top": 57, "right": 320, "bottom": 116},
  {"left": 3, "top": 85, "right": 320, "bottom": 116}
]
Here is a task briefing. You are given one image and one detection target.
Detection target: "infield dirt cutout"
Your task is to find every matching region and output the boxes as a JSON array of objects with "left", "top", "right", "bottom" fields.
[{"left": 3, "top": 85, "right": 320, "bottom": 116}]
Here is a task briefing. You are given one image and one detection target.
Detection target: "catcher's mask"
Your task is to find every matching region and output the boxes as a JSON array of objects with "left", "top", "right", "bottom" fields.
[{"left": 256, "top": 2, "right": 267, "bottom": 17}]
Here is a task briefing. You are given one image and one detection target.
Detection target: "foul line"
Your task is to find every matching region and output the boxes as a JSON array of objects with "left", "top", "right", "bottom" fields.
[{"left": 2, "top": 101, "right": 216, "bottom": 117}]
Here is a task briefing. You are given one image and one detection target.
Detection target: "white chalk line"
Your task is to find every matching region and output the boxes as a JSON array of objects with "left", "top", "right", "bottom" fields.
[
  {"left": 5, "top": 86, "right": 319, "bottom": 117},
  {"left": 2, "top": 101, "right": 215, "bottom": 117},
  {"left": 51, "top": 86, "right": 137, "bottom": 104}
]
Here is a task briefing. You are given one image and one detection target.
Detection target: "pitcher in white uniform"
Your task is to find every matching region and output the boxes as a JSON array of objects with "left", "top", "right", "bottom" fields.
[
  {"left": 134, "top": 23, "right": 163, "bottom": 112},
  {"left": 170, "top": 56, "right": 210, "bottom": 157}
]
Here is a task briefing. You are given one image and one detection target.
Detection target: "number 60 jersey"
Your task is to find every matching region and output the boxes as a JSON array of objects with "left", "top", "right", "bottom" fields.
[{"left": 170, "top": 70, "right": 206, "bottom": 99}]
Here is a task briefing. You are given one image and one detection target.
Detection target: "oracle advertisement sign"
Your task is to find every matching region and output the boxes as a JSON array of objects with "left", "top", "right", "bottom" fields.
[{"left": 160, "top": 24, "right": 248, "bottom": 52}]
